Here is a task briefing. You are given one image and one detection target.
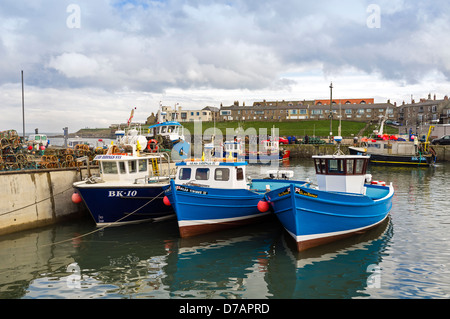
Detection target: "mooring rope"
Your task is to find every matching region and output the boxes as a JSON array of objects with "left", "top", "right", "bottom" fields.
[{"left": 40, "top": 189, "right": 167, "bottom": 247}]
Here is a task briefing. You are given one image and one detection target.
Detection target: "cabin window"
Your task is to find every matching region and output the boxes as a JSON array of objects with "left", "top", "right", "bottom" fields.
[
  {"left": 236, "top": 167, "right": 244, "bottom": 180},
  {"left": 346, "top": 159, "right": 354, "bottom": 174},
  {"left": 195, "top": 168, "right": 210, "bottom": 180},
  {"left": 195, "top": 168, "right": 209, "bottom": 181},
  {"left": 138, "top": 159, "right": 147, "bottom": 172},
  {"left": 355, "top": 159, "right": 366, "bottom": 174},
  {"left": 102, "top": 162, "right": 118, "bottom": 174},
  {"left": 214, "top": 168, "right": 230, "bottom": 181},
  {"left": 314, "top": 158, "right": 326, "bottom": 174},
  {"left": 128, "top": 160, "right": 137, "bottom": 173},
  {"left": 118, "top": 162, "right": 126, "bottom": 174},
  {"left": 328, "top": 159, "right": 344, "bottom": 174},
  {"left": 179, "top": 168, "right": 191, "bottom": 180}
]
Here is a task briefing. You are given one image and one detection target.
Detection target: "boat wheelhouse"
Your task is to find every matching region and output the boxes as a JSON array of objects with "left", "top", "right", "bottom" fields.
[{"left": 148, "top": 121, "right": 186, "bottom": 142}]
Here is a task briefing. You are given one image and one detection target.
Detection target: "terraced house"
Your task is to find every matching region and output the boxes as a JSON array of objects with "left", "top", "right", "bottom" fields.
[
  {"left": 218, "top": 99, "right": 397, "bottom": 123},
  {"left": 398, "top": 94, "right": 450, "bottom": 127}
]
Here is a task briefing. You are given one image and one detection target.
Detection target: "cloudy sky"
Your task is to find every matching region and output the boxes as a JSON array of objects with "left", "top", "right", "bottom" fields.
[{"left": 1, "top": 0, "right": 449, "bottom": 133}]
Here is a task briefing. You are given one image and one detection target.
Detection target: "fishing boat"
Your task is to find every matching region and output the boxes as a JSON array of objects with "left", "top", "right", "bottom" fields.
[
  {"left": 147, "top": 121, "right": 190, "bottom": 160},
  {"left": 222, "top": 137, "right": 290, "bottom": 163},
  {"left": 349, "top": 137, "right": 436, "bottom": 166},
  {"left": 72, "top": 129, "right": 176, "bottom": 227},
  {"left": 265, "top": 136, "right": 394, "bottom": 252},
  {"left": 349, "top": 118, "right": 436, "bottom": 166},
  {"left": 163, "top": 156, "right": 295, "bottom": 238}
]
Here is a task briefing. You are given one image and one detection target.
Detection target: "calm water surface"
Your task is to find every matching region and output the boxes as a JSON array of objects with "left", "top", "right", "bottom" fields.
[{"left": 0, "top": 159, "right": 449, "bottom": 299}]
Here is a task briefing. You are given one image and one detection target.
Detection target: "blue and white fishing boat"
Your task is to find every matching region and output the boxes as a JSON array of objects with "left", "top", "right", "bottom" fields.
[
  {"left": 265, "top": 136, "right": 394, "bottom": 252},
  {"left": 163, "top": 157, "right": 295, "bottom": 238},
  {"left": 72, "top": 131, "right": 176, "bottom": 227}
]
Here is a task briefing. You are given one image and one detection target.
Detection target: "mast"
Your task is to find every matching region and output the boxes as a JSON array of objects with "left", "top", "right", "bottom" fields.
[{"left": 21, "top": 70, "right": 25, "bottom": 141}]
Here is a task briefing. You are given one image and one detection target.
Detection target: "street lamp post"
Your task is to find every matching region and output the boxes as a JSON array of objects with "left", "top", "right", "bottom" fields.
[{"left": 329, "top": 82, "right": 333, "bottom": 143}]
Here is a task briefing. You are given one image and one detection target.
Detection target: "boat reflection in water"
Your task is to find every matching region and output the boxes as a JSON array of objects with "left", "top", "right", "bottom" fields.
[
  {"left": 1, "top": 213, "right": 392, "bottom": 299},
  {"left": 266, "top": 216, "right": 393, "bottom": 299}
]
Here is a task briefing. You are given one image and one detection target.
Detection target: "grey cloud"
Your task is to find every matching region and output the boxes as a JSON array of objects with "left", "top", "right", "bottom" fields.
[{"left": 1, "top": 0, "right": 449, "bottom": 94}]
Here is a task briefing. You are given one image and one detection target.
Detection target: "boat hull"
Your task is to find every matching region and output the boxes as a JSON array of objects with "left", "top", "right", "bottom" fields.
[
  {"left": 349, "top": 147, "right": 435, "bottom": 166},
  {"left": 74, "top": 184, "right": 174, "bottom": 227},
  {"left": 265, "top": 183, "right": 394, "bottom": 251},
  {"left": 165, "top": 180, "right": 269, "bottom": 237}
]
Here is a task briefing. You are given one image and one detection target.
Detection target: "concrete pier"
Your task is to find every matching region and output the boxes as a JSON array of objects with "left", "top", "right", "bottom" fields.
[{"left": 0, "top": 167, "right": 98, "bottom": 236}]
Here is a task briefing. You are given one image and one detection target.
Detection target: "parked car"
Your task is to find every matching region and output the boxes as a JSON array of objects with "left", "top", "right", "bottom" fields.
[
  {"left": 431, "top": 135, "right": 450, "bottom": 145},
  {"left": 279, "top": 137, "right": 289, "bottom": 145}
]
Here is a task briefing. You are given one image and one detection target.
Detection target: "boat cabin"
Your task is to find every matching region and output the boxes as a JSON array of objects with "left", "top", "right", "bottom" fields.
[
  {"left": 28, "top": 134, "right": 48, "bottom": 147},
  {"left": 260, "top": 139, "right": 279, "bottom": 154},
  {"left": 312, "top": 154, "right": 371, "bottom": 194},
  {"left": 223, "top": 138, "right": 245, "bottom": 157},
  {"left": 175, "top": 161, "right": 248, "bottom": 189},
  {"left": 148, "top": 121, "right": 185, "bottom": 142},
  {"left": 94, "top": 153, "right": 173, "bottom": 184}
]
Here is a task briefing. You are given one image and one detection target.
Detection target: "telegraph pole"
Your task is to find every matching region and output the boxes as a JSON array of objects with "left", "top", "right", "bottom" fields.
[{"left": 329, "top": 82, "right": 333, "bottom": 143}]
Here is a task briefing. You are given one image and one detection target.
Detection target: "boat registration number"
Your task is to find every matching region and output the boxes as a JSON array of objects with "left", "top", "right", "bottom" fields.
[{"left": 108, "top": 190, "right": 138, "bottom": 197}]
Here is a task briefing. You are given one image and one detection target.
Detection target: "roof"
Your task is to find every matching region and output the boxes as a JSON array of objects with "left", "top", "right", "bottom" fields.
[{"left": 148, "top": 121, "right": 182, "bottom": 128}]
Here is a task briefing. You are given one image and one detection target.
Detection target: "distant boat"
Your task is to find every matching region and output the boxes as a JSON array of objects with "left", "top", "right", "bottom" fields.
[
  {"left": 222, "top": 137, "right": 290, "bottom": 163},
  {"left": 349, "top": 115, "right": 436, "bottom": 166},
  {"left": 265, "top": 136, "right": 394, "bottom": 252},
  {"left": 27, "top": 133, "right": 49, "bottom": 147},
  {"left": 148, "top": 121, "right": 186, "bottom": 143},
  {"left": 349, "top": 136, "right": 436, "bottom": 166},
  {"left": 147, "top": 121, "right": 190, "bottom": 160},
  {"left": 163, "top": 158, "right": 294, "bottom": 238}
]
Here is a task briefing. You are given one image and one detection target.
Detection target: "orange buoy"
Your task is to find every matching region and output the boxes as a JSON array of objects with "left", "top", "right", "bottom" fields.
[
  {"left": 163, "top": 196, "right": 171, "bottom": 206},
  {"left": 71, "top": 192, "right": 82, "bottom": 204},
  {"left": 257, "top": 200, "right": 269, "bottom": 213}
]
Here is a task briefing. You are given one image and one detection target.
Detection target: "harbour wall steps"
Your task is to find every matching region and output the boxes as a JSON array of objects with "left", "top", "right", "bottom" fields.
[{"left": 0, "top": 167, "right": 98, "bottom": 236}]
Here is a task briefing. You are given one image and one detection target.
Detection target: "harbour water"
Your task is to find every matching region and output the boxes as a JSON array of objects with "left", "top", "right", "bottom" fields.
[{"left": 0, "top": 159, "right": 449, "bottom": 300}]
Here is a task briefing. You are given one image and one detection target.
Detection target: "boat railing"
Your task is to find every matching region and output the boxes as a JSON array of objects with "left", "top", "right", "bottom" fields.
[{"left": 134, "top": 152, "right": 176, "bottom": 184}]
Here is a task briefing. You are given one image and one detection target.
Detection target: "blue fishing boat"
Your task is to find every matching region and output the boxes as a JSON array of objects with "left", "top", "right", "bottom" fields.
[
  {"left": 163, "top": 158, "right": 294, "bottom": 237},
  {"left": 72, "top": 129, "right": 176, "bottom": 227},
  {"left": 265, "top": 137, "right": 394, "bottom": 252}
]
